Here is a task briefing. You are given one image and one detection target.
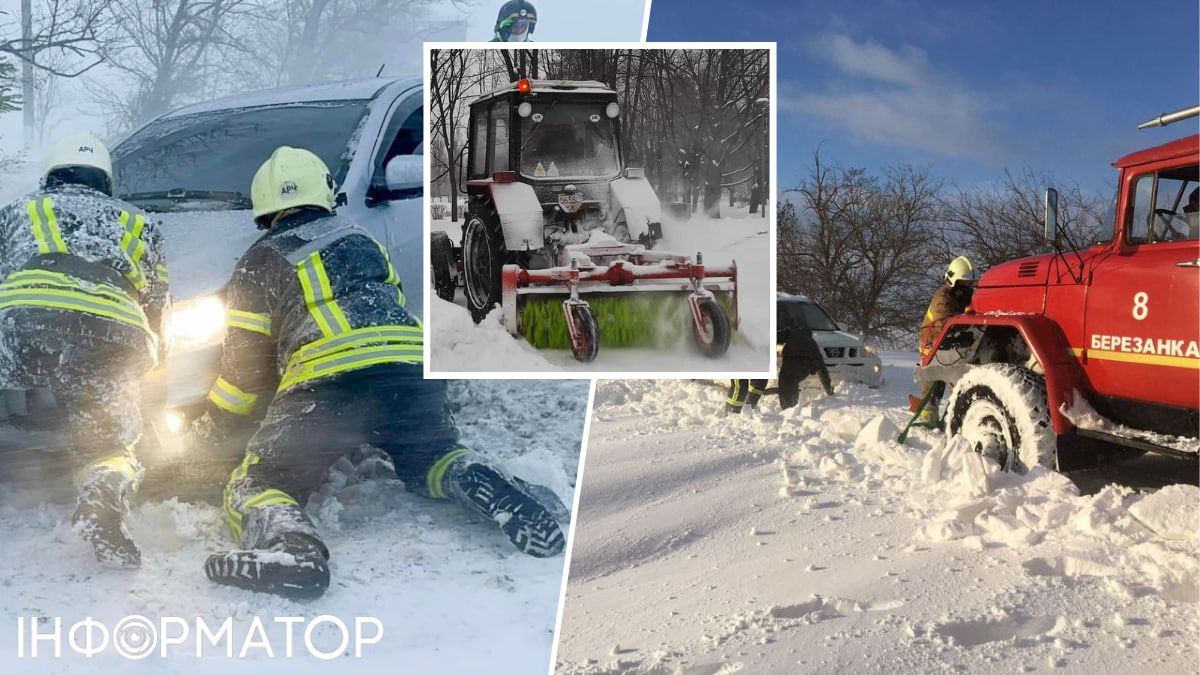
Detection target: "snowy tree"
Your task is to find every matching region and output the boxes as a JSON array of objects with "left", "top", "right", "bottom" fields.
[
  {"left": 0, "top": 0, "right": 114, "bottom": 77},
  {"left": 0, "top": 58, "right": 19, "bottom": 114}
]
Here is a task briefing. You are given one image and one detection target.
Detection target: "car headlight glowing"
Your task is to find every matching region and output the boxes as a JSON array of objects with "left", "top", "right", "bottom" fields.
[
  {"left": 164, "top": 409, "right": 186, "bottom": 433},
  {"left": 168, "top": 295, "right": 225, "bottom": 347},
  {"left": 863, "top": 345, "right": 878, "bottom": 356}
]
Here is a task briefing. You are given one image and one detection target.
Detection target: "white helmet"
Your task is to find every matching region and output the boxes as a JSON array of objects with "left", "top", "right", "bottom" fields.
[
  {"left": 944, "top": 256, "right": 978, "bottom": 287},
  {"left": 250, "top": 146, "right": 335, "bottom": 228},
  {"left": 42, "top": 133, "right": 114, "bottom": 195}
]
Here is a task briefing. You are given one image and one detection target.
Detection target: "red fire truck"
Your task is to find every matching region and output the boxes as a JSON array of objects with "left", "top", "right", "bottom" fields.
[{"left": 917, "top": 105, "right": 1199, "bottom": 473}]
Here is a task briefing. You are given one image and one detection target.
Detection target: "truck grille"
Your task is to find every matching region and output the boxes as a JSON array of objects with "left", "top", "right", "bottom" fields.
[{"left": 823, "top": 347, "right": 845, "bottom": 358}]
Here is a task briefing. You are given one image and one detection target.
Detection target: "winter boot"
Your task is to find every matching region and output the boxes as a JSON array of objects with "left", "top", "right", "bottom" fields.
[
  {"left": 205, "top": 532, "right": 331, "bottom": 601},
  {"left": 442, "top": 457, "right": 567, "bottom": 558},
  {"left": 73, "top": 458, "right": 142, "bottom": 569}
]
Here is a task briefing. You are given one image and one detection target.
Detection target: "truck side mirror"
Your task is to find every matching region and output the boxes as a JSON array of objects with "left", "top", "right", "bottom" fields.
[{"left": 1043, "top": 188, "right": 1059, "bottom": 244}]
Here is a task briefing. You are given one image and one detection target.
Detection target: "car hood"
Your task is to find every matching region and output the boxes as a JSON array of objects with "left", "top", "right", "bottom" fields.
[
  {"left": 158, "top": 209, "right": 264, "bottom": 299},
  {"left": 812, "top": 330, "right": 864, "bottom": 348}
]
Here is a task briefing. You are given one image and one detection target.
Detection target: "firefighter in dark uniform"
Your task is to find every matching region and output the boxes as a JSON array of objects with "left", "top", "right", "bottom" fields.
[
  {"left": 491, "top": 0, "right": 537, "bottom": 42},
  {"left": 916, "top": 256, "right": 977, "bottom": 422},
  {"left": 193, "top": 147, "right": 566, "bottom": 599},
  {"left": 0, "top": 133, "right": 170, "bottom": 569},
  {"left": 726, "top": 378, "right": 768, "bottom": 414},
  {"left": 777, "top": 325, "right": 834, "bottom": 409}
]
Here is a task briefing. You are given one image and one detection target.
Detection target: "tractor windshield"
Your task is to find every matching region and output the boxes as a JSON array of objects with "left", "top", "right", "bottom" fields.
[{"left": 520, "top": 101, "right": 620, "bottom": 179}]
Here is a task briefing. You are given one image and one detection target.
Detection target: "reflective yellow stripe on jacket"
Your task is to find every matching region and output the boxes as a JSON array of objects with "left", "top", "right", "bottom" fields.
[
  {"left": 278, "top": 326, "right": 423, "bottom": 392},
  {"left": 0, "top": 270, "right": 150, "bottom": 332},
  {"left": 207, "top": 375, "right": 259, "bottom": 415},
  {"left": 118, "top": 211, "right": 148, "bottom": 291},
  {"left": 227, "top": 309, "right": 272, "bottom": 336},
  {"left": 27, "top": 197, "right": 67, "bottom": 254},
  {"left": 296, "top": 251, "right": 352, "bottom": 338}
]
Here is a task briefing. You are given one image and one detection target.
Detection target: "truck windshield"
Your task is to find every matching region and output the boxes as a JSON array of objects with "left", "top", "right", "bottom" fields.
[
  {"left": 778, "top": 301, "right": 839, "bottom": 332},
  {"left": 113, "top": 101, "right": 369, "bottom": 212},
  {"left": 520, "top": 102, "right": 619, "bottom": 179}
]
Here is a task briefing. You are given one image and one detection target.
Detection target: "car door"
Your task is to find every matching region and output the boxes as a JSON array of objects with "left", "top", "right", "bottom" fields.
[
  {"left": 365, "top": 89, "right": 424, "bottom": 318},
  {"left": 1082, "top": 165, "right": 1200, "bottom": 410}
]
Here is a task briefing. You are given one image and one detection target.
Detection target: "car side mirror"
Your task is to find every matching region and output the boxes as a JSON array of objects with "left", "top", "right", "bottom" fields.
[
  {"left": 385, "top": 155, "right": 423, "bottom": 192},
  {"left": 1043, "top": 187, "right": 1059, "bottom": 244}
]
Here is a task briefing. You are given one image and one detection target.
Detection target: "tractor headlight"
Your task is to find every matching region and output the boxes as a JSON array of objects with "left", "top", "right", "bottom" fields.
[
  {"left": 168, "top": 295, "right": 225, "bottom": 347},
  {"left": 558, "top": 185, "right": 583, "bottom": 214}
]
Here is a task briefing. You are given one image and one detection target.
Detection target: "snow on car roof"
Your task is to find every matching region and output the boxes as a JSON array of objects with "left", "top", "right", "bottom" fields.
[
  {"left": 475, "top": 79, "right": 616, "bottom": 102},
  {"left": 159, "top": 77, "right": 421, "bottom": 118},
  {"left": 777, "top": 291, "right": 813, "bottom": 302}
]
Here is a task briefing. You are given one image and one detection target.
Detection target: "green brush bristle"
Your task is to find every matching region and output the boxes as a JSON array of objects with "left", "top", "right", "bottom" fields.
[{"left": 522, "top": 293, "right": 736, "bottom": 349}]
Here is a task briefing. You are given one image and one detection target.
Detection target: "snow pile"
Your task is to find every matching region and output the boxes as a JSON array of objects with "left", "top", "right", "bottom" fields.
[
  {"left": 0, "top": 379, "right": 587, "bottom": 673},
  {"left": 556, "top": 368, "right": 1198, "bottom": 674},
  {"left": 430, "top": 206, "right": 771, "bottom": 373}
]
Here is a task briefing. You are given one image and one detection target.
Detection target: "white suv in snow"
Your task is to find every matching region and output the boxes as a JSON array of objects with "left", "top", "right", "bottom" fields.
[
  {"left": 0, "top": 77, "right": 425, "bottom": 479},
  {"left": 777, "top": 293, "right": 883, "bottom": 387}
]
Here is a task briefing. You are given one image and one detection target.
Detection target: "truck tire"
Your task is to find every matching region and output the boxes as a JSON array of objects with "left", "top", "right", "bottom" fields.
[
  {"left": 430, "top": 231, "right": 457, "bottom": 303},
  {"left": 944, "top": 363, "right": 1056, "bottom": 473},
  {"left": 462, "top": 205, "right": 506, "bottom": 323}
]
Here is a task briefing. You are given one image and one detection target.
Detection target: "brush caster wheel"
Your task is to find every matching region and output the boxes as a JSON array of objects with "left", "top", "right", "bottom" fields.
[
  {"left": 431, "top": 231, "right": 458, "bottom": 303},
  {"left": 567, "top": 305, "right": 600, "bottom": 363},
  {"left": 693, "top": 297, "right": 731, "bottom": 358},
  {"left": 463, "top": 206, "right": 506, "bottom": 323}
]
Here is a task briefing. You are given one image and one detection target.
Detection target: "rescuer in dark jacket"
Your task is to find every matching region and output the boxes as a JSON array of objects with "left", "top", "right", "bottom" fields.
[
  {"left": 777, "top": 326, "right": 834, "bottom": 409},
  {"left": 726, "top": 378, "right": 768, "bottom": 414},
  {"left": 0, "top": 133, "right": 170, "bottom": 569},
  {"left": 193, "top": 146, "right": 566, "bottom": 599}
]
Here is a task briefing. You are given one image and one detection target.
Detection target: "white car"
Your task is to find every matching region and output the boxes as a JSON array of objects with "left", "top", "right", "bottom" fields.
[
  {"left": 776, "top": 293, "right": 883, "bottom": 387},
  {"left": 0, "top": 77, "right": 426, "bottom": 477}
]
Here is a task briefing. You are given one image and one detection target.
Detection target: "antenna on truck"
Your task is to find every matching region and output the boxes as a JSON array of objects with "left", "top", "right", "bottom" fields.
[{"left": 1136, "top": 105, "right": 1200, "bottom": 129}]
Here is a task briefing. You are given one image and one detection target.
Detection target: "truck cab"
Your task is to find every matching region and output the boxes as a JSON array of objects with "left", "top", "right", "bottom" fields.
[{"left": 918, "top": 107, "right": 1199, "bottom": 472}]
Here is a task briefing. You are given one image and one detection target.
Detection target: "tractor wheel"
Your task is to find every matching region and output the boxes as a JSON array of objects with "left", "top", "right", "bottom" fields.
[
  {"left": 944, "top": 363, "right": 1057, "bottom": 473},
  {"left": 693, "top": 297, "right": 731, "bottom": 358},
  {"left": 430, "top": 231, "right": 457, "bottom": 303},
  {"left": 462, "top": 205, "right": 506, "bottom": 323},
  {"left": 568, "top": 305, "right": 600, "bottom": 363}
]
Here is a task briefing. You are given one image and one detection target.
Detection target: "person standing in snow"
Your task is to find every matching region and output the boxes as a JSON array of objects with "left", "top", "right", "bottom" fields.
[
  {"left": 725, "top": 378, "right": 768, "bottom": 414},
  {"left": 491, "top": 0, "right": 537, "bottom": 42},
  {"left": 916, "top": 256, "right": 977, "bottom": 422},
  {"left": 0, "top": 134, "right": 170, "bottom": 568},
  {"left": 192, "top": 146, "right": 566, "bottom": 599},
  {"left": 777, "top": 326, "right": 835, "bottom": 409}
]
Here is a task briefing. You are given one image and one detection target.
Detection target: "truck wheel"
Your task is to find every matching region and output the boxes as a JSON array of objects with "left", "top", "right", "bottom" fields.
[
  {"left": 944, "top": 363, "right": 1056, "bottom": 473},
  {"left": 462, "top": 207, "right": 506, "bottom": 323},
  {"left": 693, "top": 297, "right": 731, "bottom": 358},
  {"left": 568, "top": 304, "right": 600, "bottom": 363},
  {"left": 430, "top": 231, "right": 457, "bottom": 303}
]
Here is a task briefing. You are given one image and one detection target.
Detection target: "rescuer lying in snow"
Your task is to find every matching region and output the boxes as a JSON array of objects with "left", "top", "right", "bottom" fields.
[
  {"left": 190, "top": 146, "right": 567, "bottom": 599},
  {"left": 0, "top": 134, "right": 170, "bottom": 569}
]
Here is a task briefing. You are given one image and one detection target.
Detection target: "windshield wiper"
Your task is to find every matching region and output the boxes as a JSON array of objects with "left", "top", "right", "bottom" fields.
[
  {"left": 119, "top": 189, "right": 252, "bottom": 212},
  {"left": 519, "top": 99, "right": 559, "bottom": 155}
]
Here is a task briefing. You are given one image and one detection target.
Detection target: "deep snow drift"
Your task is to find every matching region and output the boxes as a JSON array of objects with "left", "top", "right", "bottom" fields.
[
  {"left": 0, "top": 378, "right": 588, "bottom": 674},
  {"left": 430, "top": 206, "right": 772, "bottom": 374},
  {"left": 554, "top": 359, "right": 1199, "bottom": 673}
]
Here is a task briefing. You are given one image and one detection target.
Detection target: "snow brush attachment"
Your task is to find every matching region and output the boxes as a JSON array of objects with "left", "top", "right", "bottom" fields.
[{"left": 501, "top": 244, "right": 738, "bottom": 362}]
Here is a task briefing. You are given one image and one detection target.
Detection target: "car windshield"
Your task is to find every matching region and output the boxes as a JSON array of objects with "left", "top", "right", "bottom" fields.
[
  {"left": 520, "top": 101, "right": 619, "bottom": 179},
  {"left": 113, "top": 100, "right": 369, "bottom": 212},
  {"left": 778, "top": 301, "right": 839, "bottom": 332}
]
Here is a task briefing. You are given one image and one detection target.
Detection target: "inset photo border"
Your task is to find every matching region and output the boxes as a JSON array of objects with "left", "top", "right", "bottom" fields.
[{"left": 423, "top": 42, "right": 777, "bottom": 379}]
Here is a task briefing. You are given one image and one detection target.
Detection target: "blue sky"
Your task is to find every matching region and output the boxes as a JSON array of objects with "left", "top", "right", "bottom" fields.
[{"left": 648, "top": 0, "right": 1200, "bottom": 195}]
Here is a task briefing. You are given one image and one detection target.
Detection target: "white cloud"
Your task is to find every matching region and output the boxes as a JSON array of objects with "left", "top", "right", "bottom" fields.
[{"left": 788, "top": 31, "right": 1007, "bottom": 161}]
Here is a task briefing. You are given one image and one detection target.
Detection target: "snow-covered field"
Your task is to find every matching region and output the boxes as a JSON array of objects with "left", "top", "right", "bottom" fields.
[
  {"left": 554, "top": 357, "right": 1199, "bottom": 673},
  {"left": 430, "top": 207, "right": 772, "bottom": 374},
  {"left": 0, "top": 378, "right": 588, "bottom": 674}
]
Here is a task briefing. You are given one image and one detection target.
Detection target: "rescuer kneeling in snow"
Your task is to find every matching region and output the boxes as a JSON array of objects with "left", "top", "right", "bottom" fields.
[
  {"left": 192, "top": 147, "right": 566, "bottom": 599},
  {"left": 0, "top": 134, "right": 170, "bottom": 568},
  {"left": 916, "top": 256, "right": 977, "bottom": 422}
]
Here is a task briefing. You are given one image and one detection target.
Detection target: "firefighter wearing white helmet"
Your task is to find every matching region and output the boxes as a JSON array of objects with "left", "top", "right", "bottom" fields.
[
  {"left": 915, "top": 256, "right": 979, "bottom": 422},
  {"left": 191, "top": 146, "right": 568, "bottom": 599},
  {"left": 0, "top": 133, "right": 171, "bottom": 569}
]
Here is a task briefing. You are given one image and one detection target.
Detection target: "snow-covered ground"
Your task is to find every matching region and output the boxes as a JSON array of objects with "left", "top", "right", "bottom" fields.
[
  {"left": 430, "top": 207, "right": 772, "bottom": 374},
  {"left": 0, "top": 378, "right": 588, "bottom": 674},
  {"left": 554, "top": 356, "right": 1199, "bottom": 673}
]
